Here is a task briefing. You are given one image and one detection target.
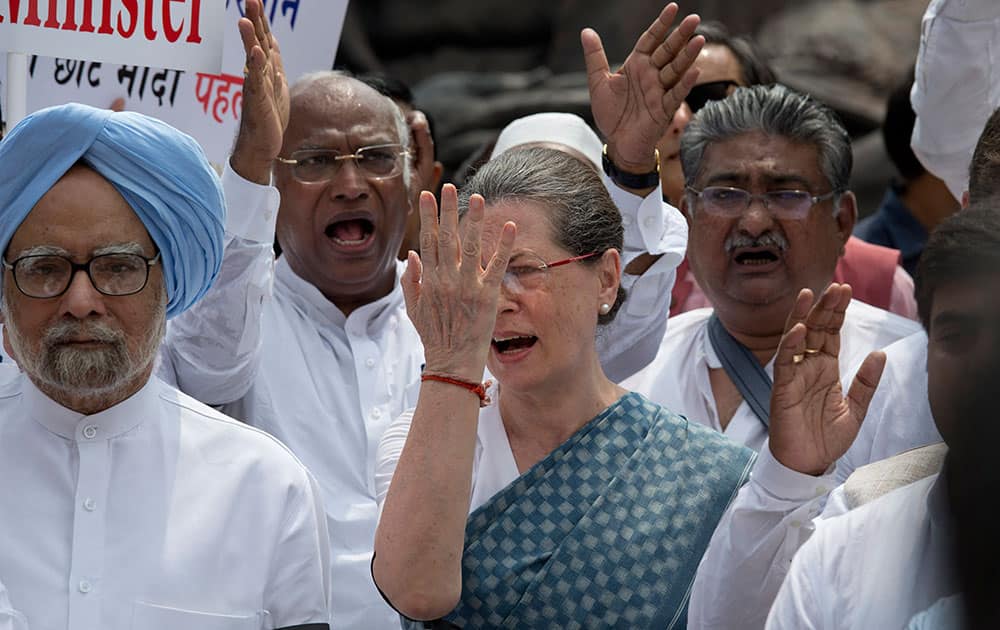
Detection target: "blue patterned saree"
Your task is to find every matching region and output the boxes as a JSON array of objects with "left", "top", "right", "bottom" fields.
[{"left": 405, "top": 392, "right": 755, "bottom": 629}]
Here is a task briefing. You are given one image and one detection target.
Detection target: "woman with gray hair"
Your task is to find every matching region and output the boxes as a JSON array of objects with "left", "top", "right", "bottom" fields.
[{"left": 371, "top": 147, "right": 755, "bottom": 628}]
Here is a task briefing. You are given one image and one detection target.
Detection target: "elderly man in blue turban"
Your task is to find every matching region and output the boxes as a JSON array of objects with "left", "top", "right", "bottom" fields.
[{"left": 0, "top": 101, "right": 332, "bottom": 628}]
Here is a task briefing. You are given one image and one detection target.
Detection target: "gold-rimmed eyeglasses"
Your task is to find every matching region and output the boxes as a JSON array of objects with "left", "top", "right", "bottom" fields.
[{"left": 275, "top": 144, "right": 411, "bottom": 183}]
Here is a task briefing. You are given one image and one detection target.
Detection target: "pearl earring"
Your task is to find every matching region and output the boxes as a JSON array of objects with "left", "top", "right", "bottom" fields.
[{"left": 599, "top": 303, "right": 611, "bottom": 315}]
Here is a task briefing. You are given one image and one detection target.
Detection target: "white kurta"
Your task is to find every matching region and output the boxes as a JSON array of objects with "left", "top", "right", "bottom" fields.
[
  {"left": 375, "top": 384, "right": 519, "bottom": 517},
  {"left": 689, "top": 331, "right": 944, "bottom": 630},
  {"left": 766, "top": 474, "right": 956, "bottom": 629},
  {"left": 835, "top": 331, "right": 942, "bottom": 484},
  {"left": 911, "top": 0, "right": 1000, "bottom": 201},
  {"left": 161, "top": 165, "right": 684, "bottom": 629},
  {"left": 0, "top": 579, "right": 26, "bottom": 630},
  {"left": 621, "top": 300, "right": 922, "bottom": 451},
  {"left": 0, "top": 372, "right": 331, "bottom": 630}
]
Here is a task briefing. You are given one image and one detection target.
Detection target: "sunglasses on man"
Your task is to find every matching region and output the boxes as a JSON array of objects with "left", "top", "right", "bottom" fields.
[{"left": 685, "top": 80, "right": 739, "bottom": 114}]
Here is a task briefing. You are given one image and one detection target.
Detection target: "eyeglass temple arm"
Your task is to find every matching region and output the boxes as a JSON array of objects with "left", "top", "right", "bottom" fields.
[{"left": 544, "top": 252, "right": 601, "bottom": 269}]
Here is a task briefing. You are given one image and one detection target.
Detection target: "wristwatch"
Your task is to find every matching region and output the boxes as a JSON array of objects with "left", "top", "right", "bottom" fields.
[{"left": 601, "top": 144, "right": 660, "bottom": 189}]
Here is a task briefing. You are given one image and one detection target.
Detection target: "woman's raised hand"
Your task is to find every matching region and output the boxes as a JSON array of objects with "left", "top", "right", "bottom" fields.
[
  {"left": 769, "top": 284, "right": 887, "bottom": 476},
  {"left": 402, "top": 184, "right": 516, "bottom": 382}
]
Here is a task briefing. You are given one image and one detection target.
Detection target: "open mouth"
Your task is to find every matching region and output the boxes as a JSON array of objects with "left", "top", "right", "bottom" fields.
[
  {"left": 733, "top": 247, "right": 781, "bottom": 266},
  {"left": 492, "top": 335, "right": 538, "bottom": 354},
  {"left": 325, "top": 218, "right": 375, "bottom": 247}
]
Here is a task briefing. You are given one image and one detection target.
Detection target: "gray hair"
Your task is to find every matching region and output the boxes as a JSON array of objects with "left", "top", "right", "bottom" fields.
[
  {"left": 289, "top": 70, "right": 414, "bottom": 190},
  {"left": 680, "top": 84, "right": 852, "bottom": 211},
  {"left": 458, "top": 147, "right": 625, "bottom": 324}
]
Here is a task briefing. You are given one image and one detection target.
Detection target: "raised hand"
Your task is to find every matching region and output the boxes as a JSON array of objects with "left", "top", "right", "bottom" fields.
[
  {"left": 231, "top": 0, "right": 289, "bottom": 184},
  {"left": 769, "top": 284, "right": 887, "bottom": 476},
  {"left": 401, "top": 185, "right": 516, "bottom": 382},
  {"left": 582, "top": 3, "right": 703, "bottom": 173}
]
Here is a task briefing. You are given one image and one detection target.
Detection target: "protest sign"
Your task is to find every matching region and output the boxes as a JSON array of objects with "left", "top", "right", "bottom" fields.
[
  {"left": 1, "top": 0, "right": 349, "bottom": 164},
  {"left": 0, "top": 1, "right": 225, "bottom": 73}
]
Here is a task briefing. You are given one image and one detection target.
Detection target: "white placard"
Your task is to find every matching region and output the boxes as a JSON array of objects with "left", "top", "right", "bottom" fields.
[
  {"left": 0, "top": 0, "right": 225, "bottom": 73},
  {"left": 1, "top": 0, "right": 348, "bottom": 164}
]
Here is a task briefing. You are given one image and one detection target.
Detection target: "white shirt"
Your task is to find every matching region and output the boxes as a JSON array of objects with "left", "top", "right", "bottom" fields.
[
  {"left": 375, "top": 384, "right": 518, "bottom": 516},
  {"left": 622, "top": 300, "right": 922, "bottom": 451},
  {"left": 689, "top": 331, "right": 942, "bottom": 629},
  {"left": 0, "top": 579, "right": 27, "bottom": 630},
  {"left": 766, "top": 474, "right": 955, "bottom": 629},
  {"left": 0, "top": 372, "right": 331, "bottom": 630},
  {"left": 161, "top": 165, "right": 683, "bottom": 629},
  {"left": 911, "top": 0, "right": 1000, "bottom": 201},
  {"left": 835, "top": 331, "right": 942, "bottom": 484}
]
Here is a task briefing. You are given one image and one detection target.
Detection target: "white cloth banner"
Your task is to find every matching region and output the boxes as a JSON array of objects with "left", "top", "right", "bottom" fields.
[
  {"left": 1, "top": 0, "right": 348, "bottom": 164},
  {"left": 0, "top": 0, "right": 225, "bottom": 73}
]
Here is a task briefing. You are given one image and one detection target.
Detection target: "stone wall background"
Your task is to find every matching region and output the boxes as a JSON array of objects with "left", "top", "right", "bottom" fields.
[{"left": 336, "top": 0, "right": 930, "bottom": 216}]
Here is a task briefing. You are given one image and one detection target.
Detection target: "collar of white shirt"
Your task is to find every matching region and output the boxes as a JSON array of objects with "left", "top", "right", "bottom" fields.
[
  {"left": 274, "top": 255, "right": 407, "bottom": 333},
  {"left": 23, "top": 373, "right": 157, "bottom": 442}
]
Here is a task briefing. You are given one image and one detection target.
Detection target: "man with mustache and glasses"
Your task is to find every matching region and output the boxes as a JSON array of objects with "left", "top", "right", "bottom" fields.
[
  {"left": 660, "top": 21, "right": 919, "bottom": 320},
  {"left": 0, "top": 102, "right": 331, "bottom": 627},
  {"left": 622, "top": 84, "right": 920, "bottom": 452}
]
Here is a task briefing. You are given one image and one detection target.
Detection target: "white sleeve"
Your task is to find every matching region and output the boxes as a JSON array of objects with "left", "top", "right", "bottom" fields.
[
  {"left": 911, "top": 0, "right": 1000, "bottom": 202},
  {"left": 0, "top": 580, "right": 27, "bottom": 630},
  {"left": 374, "top": 408, "right": 415, "bottom": 513},
  {"left": 688, "top": 445, "right": 837, "bottom": 630},
  {"left": 264, "top": 469, "right": 333, "bottom": 626},
  {"left": 763, "top": 526, "right": 831, "bottom": 630},
  {"left": 158, "top": 161, "right": 280, "bottom": 406},
  {"left": 599, "top": 177, "right": 686, "bottom": 382}
]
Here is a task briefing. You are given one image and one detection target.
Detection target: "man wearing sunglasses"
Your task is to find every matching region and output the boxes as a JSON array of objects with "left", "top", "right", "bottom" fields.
[{"left": 622, "top": 84, "right": 920, "bottom": 453}]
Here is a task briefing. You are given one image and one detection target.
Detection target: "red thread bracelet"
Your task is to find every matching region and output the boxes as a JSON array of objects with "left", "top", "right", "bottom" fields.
[{"left": 421, "top": 374, "right": 492, "bottom": 407}]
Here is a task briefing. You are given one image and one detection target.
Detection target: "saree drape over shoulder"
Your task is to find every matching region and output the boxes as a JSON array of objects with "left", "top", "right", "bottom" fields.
[{"left": 406, "top": 392, "right": 755, "bottom": 629}]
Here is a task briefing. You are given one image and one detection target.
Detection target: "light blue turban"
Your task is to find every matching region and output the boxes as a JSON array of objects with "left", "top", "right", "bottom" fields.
[{"left": 0, "top": 103, "right": 225, "bottom": 318}]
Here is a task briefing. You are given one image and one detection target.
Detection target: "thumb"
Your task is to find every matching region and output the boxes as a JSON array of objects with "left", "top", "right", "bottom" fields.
[
  {"left": 581, "top": 27, "right": 611, "bottom": 94},
  {"left": 846, "top": 350, "right": 887, "bottom": 426},
  {"left": 401, "top": 250, "right": 423, "bottom": 316}
]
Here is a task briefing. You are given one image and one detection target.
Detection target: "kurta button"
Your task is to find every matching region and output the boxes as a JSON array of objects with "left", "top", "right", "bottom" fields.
[
  {"left": 622, "top": 216, "right": 633, "bottom": 227},
  {"left": 365, "top": 358, "right": 376, "bottom": 368},
  {"left": 82, "top": 425, "right": 98, "bottom": 439},
  {"left": 83, "top": 498, "right": 97, "bottom": 511},
  {"left": 643, "top": 216, "right": 656, "bottom": 229},
  {"left": 78, "top": 580, "right": 92, "bottom": 593},
  {"left": 370, "top": 409, "right": 382, "bottom": 420}
]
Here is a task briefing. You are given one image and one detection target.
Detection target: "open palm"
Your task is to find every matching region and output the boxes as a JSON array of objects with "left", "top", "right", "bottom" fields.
[
  {"left": 582, "top": 3, "right": 703, "bottom": 170},
  {"left": 770, "top": 285, "right": 887, "bottom": 476}
]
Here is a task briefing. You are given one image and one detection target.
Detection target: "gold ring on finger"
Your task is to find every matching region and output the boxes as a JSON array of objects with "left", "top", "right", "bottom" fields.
[
  {"left": 792, "top": 354, "right": 805, "bottom": 364},
  {"left": 804, "top": 348, "right": 821, "bottom": 355}
]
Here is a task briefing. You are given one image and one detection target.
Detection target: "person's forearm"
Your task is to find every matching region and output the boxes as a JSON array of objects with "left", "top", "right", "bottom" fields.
[
  {"left": 160, "top": 163, "right": 277, "bottom": 405},
  {"left": 373, "top": 381, "right": 481, "bottom": 620},
  {"left": 689, "top": 447, "right": 834, "bottom": 629}
]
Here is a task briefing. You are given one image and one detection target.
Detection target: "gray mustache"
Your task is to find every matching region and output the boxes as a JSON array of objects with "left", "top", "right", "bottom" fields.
[
  {"left": 44, "top": 320, "right": 125, "bottom": 346},
  {"left": 724, "top": 232, "right": 789, "bottom": 254}
]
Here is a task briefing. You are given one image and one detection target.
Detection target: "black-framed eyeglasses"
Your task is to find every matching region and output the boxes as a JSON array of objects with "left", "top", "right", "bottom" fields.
[
  {"left": 685, "top": 80, "right": 739, "bottom": 114},
  {"left": 685, "top": 186, "right": 840, "bottom": 220},
  {"left": 275, "top": 143, "right": 411, "bottom": 183},
  {"left": 1, "top": 252, "right": 161, "bottom": 299}
]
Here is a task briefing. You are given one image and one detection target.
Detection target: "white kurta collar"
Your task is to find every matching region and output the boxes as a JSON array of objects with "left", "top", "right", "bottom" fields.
[
  {"left": 22, "top": 374, "right": 159, "bottom": 442},
  {"left": 275, "top": 256, "right": 408, "bottom": 334}
]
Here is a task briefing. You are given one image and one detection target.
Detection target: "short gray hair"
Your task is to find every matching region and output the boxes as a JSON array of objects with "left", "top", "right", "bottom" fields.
[
  {"left": 458, "top": 147, "right": 625, "bottom": 324},
  {"left": 681, "top": 84, "right": 852, "bottom": 204}
]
